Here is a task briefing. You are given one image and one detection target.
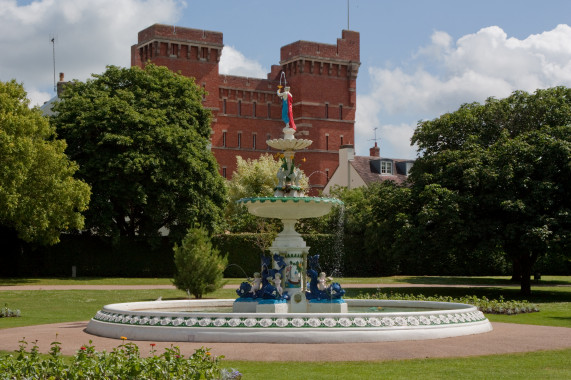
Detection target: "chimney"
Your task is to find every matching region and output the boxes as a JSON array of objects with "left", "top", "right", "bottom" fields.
[
  {"left": 370, "top": 142, "right": 380, "bottom": 157},
  {"left": 56, "top": 72, "right": 66, "bottom": 97},
  {"left": 339, "top": 144, "right": 355, "bottom": 163}
]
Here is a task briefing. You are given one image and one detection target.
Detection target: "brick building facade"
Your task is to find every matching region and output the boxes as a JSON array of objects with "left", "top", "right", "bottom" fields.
[{"left": 131, "top": 24, "right": 360, "bottom": 192}]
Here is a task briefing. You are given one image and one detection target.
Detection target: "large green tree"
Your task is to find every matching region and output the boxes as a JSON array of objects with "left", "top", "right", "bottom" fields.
[
  {"left": 410, "top": 87, "right": 571, "bottom": 295},
  {"left": 51, "top": 65, "right": 226, "bottom": 241},
  {"left": 0, "top": 80, "right": 90, "bottom": 245}
]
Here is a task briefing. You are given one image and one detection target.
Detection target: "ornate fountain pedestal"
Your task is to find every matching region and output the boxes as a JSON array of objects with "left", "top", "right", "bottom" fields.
[{"left": 234, "top": 127, "right": 347, "bottom": 314}]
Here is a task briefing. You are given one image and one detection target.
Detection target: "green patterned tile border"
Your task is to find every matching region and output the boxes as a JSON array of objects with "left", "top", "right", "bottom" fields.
[
  {"left": 93, "top": 310, "right": 487, "bottom": 329},
  {"left": 237, "top": 196, "right": 344, "bottom": 206}
]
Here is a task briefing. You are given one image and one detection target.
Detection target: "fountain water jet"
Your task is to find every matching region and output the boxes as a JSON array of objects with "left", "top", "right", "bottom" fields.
[{"left": 86, "top": 81, "right": 492, "bottom": 343}]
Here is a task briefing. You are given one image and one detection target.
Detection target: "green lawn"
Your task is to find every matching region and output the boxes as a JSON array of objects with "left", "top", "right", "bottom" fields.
[{"left": 225, "top": 349, "right": 571, "bottom": 379}]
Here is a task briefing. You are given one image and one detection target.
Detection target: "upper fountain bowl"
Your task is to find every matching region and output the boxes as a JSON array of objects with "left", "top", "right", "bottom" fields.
[
  {"left": 266, "top": 127, "right": 312, "bottom": 151},
  {"left": 237, "top": 196, "right": 343, "bottom": 219},
  {"left": 267, "top": 137, "right": 312, "bottom": 151}
]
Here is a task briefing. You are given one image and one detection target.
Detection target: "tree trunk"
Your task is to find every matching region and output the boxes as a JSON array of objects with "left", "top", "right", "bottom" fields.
[
  {"left": 519, "top": 254, "right": 532, "bottom": 296},
  {"left": 510, "top": 258, "right": 522, "bottom": 282}
]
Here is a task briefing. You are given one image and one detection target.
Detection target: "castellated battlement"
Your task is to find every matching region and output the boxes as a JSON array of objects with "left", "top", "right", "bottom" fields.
[
  {"left": 137, "top": 24, "right": 223, "bottom": 46},
  {"left": 280, "top": 30, "right": 360, "bottom": 64},
  {"left": 220, "top": 75, "right": 277, "bottom": 92}
]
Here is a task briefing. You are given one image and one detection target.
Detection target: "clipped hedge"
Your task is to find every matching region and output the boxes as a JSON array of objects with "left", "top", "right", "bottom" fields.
[
  {"left": 1, "top": 234, "right": 175, "bottom": 278},
  {"left": 214, "top": 233, "right": 268, "bottom": 278},
  {"left": 1, "top": 229, "right": 566, "bottom": 278}
]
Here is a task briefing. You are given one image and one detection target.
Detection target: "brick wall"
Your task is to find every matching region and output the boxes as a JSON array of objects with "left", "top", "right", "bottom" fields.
[{"left": 132, "top": 24, "right": 360, "bottom": 194}]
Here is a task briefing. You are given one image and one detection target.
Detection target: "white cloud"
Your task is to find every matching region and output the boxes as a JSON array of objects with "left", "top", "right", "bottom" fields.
[
  {"left": 357, "top": 24, "right": 571, "bottom": 159},
  {"left": 0, "top": 0, "right": 184, "bottom": 106},
  {"left": 378, "top": 122, "right": 417, "bottom": 159},
  {"left": 27, "top": 88, "right": 54, "bottom": 108},
  {"left": 355, "top": 93, "right": 417, "bottom": 158},
  {"left": 219, "top": 45, "right": 266, "bottom": 78}
]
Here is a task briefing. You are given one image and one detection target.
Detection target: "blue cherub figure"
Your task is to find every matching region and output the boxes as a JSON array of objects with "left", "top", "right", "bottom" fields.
[
  {"left": 306, "top": 254, "right": 345, "bottom": 301},
  {"left": 259, "top": 253, "right": 287, "bottom": 299}
]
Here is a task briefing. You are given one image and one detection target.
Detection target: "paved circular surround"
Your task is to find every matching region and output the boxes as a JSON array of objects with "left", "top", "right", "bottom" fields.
[{"left": 86, "top": 299, "right": 493, "bottom": 343}]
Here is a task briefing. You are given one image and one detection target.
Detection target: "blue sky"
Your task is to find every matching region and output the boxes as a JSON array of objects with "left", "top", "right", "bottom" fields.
[{"left": 3, "top": 0, "right": 571, "bottom": 158}]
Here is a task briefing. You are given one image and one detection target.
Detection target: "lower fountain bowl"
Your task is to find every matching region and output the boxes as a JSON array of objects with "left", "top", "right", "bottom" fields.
[
  {"left": 237, "top": 197, "right": 343, "bottom": 219},
  {"left": 86, "top": 299, "right": 493, "bottom": 343}
]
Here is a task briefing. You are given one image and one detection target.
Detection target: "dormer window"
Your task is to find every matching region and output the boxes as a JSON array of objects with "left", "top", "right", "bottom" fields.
[{"left": 380, "top": 160, "right": 392, "bottom": 175}]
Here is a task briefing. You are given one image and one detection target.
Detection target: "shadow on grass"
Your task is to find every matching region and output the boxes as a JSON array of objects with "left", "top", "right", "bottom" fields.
[
  {"left": 400, "top": 276, "right": 513, "bottom": 285},
  {"left": 0, "top": 277, "right": 110, "bottom": 286},
  {"left": 0, "top": 278, "right": 40, "bottom": 286},
  {"left": 395, "top": 276, "right": 571, "bottom": 286},
  {"left": 549, "top": 316, "right": 571, "bottom": 322}
]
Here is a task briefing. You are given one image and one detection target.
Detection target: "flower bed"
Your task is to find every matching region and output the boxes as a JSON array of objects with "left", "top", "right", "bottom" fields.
[
  {"left": 1, "top": 304, "right": 20, "bottom": 318},
  {"left": 358, "top": 292, "right": 539, "bottom": 315},
  {"left": 0, "top": 338, "right": 241, "bottom": 379}
]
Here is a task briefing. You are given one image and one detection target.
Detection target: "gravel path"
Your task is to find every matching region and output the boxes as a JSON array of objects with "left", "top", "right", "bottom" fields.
[{"left": 0, "top": 321, "right": 569, "bottom": 361}]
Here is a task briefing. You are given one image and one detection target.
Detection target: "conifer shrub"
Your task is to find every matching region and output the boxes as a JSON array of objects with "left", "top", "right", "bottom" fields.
[{"left": 172, "top": 227, "right": 228, "bottom": 298}]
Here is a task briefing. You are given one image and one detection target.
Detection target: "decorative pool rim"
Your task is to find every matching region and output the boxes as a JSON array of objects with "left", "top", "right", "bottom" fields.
[
  {"left": 86, "top": 299, "right": 493, "bottom": 343},
  {"left": 237, "top": 196, "right": 344, "bottom": 205}
]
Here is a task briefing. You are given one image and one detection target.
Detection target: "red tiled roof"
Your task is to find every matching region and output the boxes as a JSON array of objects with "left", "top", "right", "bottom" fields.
[{"left": 350, "top": 156, "right": 412, "bottom": 185}]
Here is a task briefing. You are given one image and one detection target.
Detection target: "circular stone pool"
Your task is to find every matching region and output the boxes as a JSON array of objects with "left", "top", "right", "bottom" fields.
[{"left": 86, "top": 299, "right": 493, "bottom": 343}]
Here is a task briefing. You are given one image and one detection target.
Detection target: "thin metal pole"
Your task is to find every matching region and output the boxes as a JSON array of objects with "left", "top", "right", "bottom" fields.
[
  {"left": 347, "top": 0, "right": 350, "bottom": 30},
  {"left": 51, "top": 37, "right": 56, "bottom": 93}
]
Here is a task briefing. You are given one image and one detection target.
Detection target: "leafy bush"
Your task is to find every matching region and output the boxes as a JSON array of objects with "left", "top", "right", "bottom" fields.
[
  {"left": 358, "top": 291, "right": 539, "bottom": 315},
  {"left": 173, "top": 227, "right": 228, "bottom": 298},
  {"left": 0, "top": 339, "right": 242, "bottom": 379}
]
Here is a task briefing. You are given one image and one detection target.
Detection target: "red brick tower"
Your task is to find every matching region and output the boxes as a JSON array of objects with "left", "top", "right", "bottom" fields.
[
  {"left": 131, "top": 24, "right": 360, "bottom": 193},
  {"left": 279, "top": 30, "right": 360, "bottom": 190}
]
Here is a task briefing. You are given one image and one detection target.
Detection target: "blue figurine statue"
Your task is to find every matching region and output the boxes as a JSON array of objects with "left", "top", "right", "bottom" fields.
[
  {"left": 306, "top": 254, "right": 345, "bottom": 301},
  {"left": 258, "top": 253, "right": 288, "bottom": 301}
]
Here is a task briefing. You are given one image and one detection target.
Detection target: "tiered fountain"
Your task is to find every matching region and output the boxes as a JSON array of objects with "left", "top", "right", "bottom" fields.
[
  {"left": 86, "top": 82, "right": 492, "bottom": 343},
  {"left": 234, "top": 126, "right": 346, "bottom": 315}
]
